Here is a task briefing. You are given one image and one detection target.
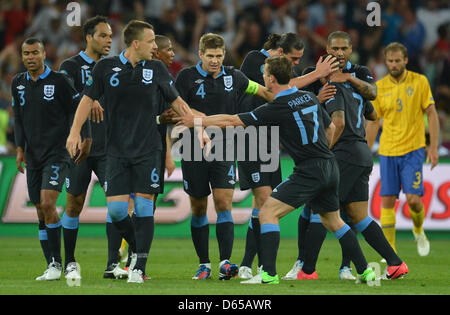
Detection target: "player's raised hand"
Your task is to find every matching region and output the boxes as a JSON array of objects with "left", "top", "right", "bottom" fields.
[
  {"left": 316, "top": 55, "right": 339, "bottom": 78},
  {"left": 89, "top": 100, "right": 104, "bottom": 123},
  {"left": 66, "top": 131, "right": 82, "bottom": 159},
  {"left": 317, "top": 82, "right": 337, "bottom": 103}
]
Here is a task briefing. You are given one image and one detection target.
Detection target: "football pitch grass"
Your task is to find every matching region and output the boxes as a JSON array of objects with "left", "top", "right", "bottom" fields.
[{"left": 1, "top": 235, "right": 449, "bottom": 295}]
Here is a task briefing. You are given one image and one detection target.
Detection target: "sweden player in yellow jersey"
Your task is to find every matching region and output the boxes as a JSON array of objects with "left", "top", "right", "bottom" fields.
[{"left": 366, "top": 42, "right": 440, "bottom": 257}]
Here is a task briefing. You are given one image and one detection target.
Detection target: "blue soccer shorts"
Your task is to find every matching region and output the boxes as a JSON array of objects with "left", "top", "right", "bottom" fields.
[{"left": 379, "top": 147, "right": 425, "bottom": 197}]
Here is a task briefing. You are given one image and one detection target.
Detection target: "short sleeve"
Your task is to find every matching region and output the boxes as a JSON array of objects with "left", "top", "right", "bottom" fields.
[
  {"left": 59, "top": 59, "right": 77, "bottom": 80},
  {"left": 355, "top": 65, "right": 375, "bottom": 84},
  {"left": 238, "top": 103, "right": 277, "bottom": 127},
  {"left": 83, "top": 59, "right": 105, "bottom": 101},
  {"left": 156, "top": 61, "right": 179, "bottom": 104},
  {"left": 364, "top": 100, "right": 375, "bottom": 117},
  {"left": 324, "top": 86, "right": 345, "bottom": 116},
  {"left": 372, "top": 82, "right": 383, "bottom": 117},
  {"left": 234, "top": 69, "right": 251, "bottom": 95},
  {"left": 58, "top": 74, "right": 81, "bottom": 113},
  {"left": 175, "top": 68, "right": 191, "bottom": 101},
  {"left": 420, "top": 75, "right": 435, "bottom": 111}
]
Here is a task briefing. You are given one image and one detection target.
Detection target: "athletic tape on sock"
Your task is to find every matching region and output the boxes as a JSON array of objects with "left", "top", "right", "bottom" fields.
[
  {"left": 261, "top": 223, "right": 280, "bottom": 234},
  {"left": 62, "top": 212, "right": 79, "bottom": 229}
]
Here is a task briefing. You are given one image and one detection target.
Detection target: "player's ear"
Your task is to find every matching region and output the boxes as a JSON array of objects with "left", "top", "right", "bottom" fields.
[
  {"left": 132, "top": 39, "right": 139, "bottom": 50},
  {"left": 276, "top": 48, "right": 283, "bottom": 56}
]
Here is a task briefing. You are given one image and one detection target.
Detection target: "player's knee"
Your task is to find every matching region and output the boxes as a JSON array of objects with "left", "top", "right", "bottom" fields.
[
  {"left": 66, "top": 193, "right": 85, "bottom": 217},
  {"left": 214, "top": 198, "right": 232, "bottom": 212},
  {"left": 190, "top": 198, "right": 207, "bottom": 217},
  {"left": 39, "top": 199, "right": 55, "bottom": 213},
  {"left": 406, "top": 194, "right": 423, "bottom": 212}
]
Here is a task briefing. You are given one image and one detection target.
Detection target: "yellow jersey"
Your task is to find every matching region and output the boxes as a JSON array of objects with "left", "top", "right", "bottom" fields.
[{"left": 372, "top": 70, "right": 434, "bottom": 156}]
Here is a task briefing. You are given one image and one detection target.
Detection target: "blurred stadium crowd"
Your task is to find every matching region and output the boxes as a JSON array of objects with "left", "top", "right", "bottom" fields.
[{"left": 0, "top": 0, "right": 449, "bottom": 156}]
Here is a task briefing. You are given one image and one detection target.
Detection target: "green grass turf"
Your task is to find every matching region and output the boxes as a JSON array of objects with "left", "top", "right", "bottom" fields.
[{"left": 0, "top": 236, "right": 449, "bottom": 295}]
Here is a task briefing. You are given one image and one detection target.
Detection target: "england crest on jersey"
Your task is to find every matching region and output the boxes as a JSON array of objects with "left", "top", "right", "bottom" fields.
[
  {"left": 142, "top": 68, "right": 153, "bottom": 84},
  {"left": 224, "top": 75, "right": 233, "bottom": 92},
  {"left": 43, "top": 85, "right": 55, "bottom": 101},
  {"left": 251, "top": 172, "right": 260, "bottom": 183}
]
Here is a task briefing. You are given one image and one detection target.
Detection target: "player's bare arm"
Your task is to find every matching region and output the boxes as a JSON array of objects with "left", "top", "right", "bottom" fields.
[
  {"left": 66, "top": 95, "right": 94, "bottom": 158},
  {"left": 425, "top": 104, "right": 440, "bottom": 170},
  {"left": 365, "top": 108, "right": 377, "bottom": 121},
  {"left": 330, "top": 72, "right": 377, "bottom": 100},
  {"left": 365, "top": 118, "right": 381, "bottom": 149},
  {"left": 329, "top": 110, "right": 345, "bottom": 148},
  {"left": 290, "top": 55, "right": 339, "bottom": 89},
  {"left": 325, "top": 121, "right": 336, "bottom": 148},
  {"left": 177, "top": 113, "right": 244, "bottom": 129}
]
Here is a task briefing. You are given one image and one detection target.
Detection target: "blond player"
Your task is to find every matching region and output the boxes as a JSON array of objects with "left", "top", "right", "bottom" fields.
[{"left": 366, "top": 42, "right": 439, "bottom": 257}]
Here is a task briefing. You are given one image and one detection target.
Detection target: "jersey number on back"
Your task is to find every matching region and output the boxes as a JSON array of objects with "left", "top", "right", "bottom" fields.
[{"left": 293, "top": 104, "right": 319, "bottom": 145}]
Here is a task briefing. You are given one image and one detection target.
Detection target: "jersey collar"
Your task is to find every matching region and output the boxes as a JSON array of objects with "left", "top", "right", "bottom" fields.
[
  {"left": 274, "top": 86, "right": 298, "bottom": 99},
  {"left": 119, "top": 50, "right": 146, "bottom": 66},
  {"left": 79, "top": 51, "right": 95, "bottom": 64},
  {"left": 26, "top": 65, "right": 51, "bottom": 81},
  {"left": 196, "top": 61, "right": 226, "bottom": 78},
  {"left": 389, "top": 70, "right": 408, "bottom": 84}
]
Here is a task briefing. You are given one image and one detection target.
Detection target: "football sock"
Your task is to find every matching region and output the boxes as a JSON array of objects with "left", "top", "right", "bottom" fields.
[
  {"left": 216, "top": 210, "right": 234, "bottom": 261},
  {"left": 380, "top": 207, "right": 396, "bottom": 252},
  {"left": 240, "top": 220, "right": 257, "bottom": 268},
  {"left": 191, "top": 213, "right": 210, "bottom": 264},
  {"left": 356, "top": 216, "right": 403, "bottom": 266},
  {"left": 46, "top": 220, "right": 62, "bottom": 264},
  {"left": 260, "top": 223, "right": 280, "bottom": 277},
  {"left": 106, "top": 212, "right": 122, "bottom": 266},
  {"left": 38, "top": 220, "right": 51, "bottom": 265},
  {"left": 251, "top": 209, "right": 262, "bottom": 267},
  {"left": 334, "top": 224, "right": 368, "bottom": 275},
  {"left": 62, "top": 212, "right": 79, "bottom": 268},
  {"left": 409, "top": 206, "right": 425, "bottom": 234},
  {"left": 107, "top": 201, "right": 136, "bottom": 253},
  {"left": 133, "top": 196, "right": 155, "bottom": 274},
  {"left": 301, "top": 219, "right": 327, "bottom": 275},
  {"left": 297, "top": 207, "right": 311, "bottom": 262},
  {"left": 339, "top": 211, "right": 353, "bottom": 269}
]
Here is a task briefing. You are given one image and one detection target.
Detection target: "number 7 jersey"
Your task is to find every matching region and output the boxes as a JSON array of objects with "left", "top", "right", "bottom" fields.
[{"left": 238, "top": 87, "right": 334, "bottom": 167}]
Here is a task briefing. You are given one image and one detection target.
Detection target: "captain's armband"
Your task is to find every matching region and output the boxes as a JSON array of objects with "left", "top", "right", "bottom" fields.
[{"left": 245, "top": 80, "right": 259, "bottom": 95}]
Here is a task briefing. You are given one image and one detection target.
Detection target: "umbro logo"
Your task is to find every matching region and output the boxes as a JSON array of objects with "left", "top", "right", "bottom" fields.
[
  {"left": 195, "top": 79, "right": 204, "bottom": 84},
  {"left": 49, "top": 180, "right": 59, "bottom": 186},
  {"left": 112, "top": 67, "right": 122, "bottom": 72},
  {"left": 82, "top": 65, "right": 90, "bottom": 70},
  {"left": 17, "top": 85, "right": 25, "bottom": 90},
  {"left": 151, "top": 183, "right": 160, "bottom": 188}
]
